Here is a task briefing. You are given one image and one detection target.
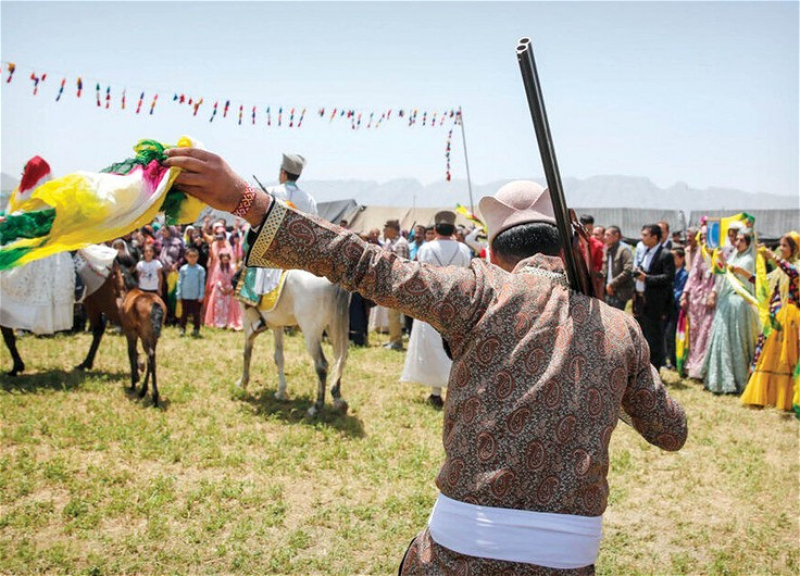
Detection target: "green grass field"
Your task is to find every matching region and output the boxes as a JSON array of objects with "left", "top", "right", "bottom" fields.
[{"left": 1, "top": 326, "right": 798, "bottom": 575}]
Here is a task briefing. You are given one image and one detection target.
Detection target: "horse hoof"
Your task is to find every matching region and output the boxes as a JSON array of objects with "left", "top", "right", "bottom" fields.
[
  {"left": 7, "top": 366, "right": 24, "bottom": 377},
  {"left": 75, "top": 363, "right": 89, "bottom": 372},
  {"left": 333, "top": 399, "right": 349, "bottom": 414},
  {"left": 152, "top": 395, "right": 160, "bottom": 407},
  {"left": 306, "top": 405, "right": 320, "bottom": 418},
  {"left": 274, "top": 391, "right": 289, "bottom": 402},
  {"left": 236, "top": 378, "right": 248, "bottom": 389}
]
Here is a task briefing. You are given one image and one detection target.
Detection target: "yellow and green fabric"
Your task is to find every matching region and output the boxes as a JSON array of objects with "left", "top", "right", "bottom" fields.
[{"left": 0, "top": 137, "right": 205, "bottom": 270}]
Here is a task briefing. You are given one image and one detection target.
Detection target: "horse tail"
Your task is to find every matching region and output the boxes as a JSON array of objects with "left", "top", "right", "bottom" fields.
[
  {"left": 150, "top": 302, "right": 164, "bottom": 341},
  {"left": 327, "top": 285, "right": 351, "bottom": 387}
]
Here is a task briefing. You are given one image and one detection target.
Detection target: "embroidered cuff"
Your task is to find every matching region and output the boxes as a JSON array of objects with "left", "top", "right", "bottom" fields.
[{"left": 245, "top": 199, "right": 288, "bottom": 268}]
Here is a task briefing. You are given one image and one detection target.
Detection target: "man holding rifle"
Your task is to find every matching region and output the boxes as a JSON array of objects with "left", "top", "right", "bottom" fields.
[{"left": 164, "top": 147, "right": 687, "bottom": 574}]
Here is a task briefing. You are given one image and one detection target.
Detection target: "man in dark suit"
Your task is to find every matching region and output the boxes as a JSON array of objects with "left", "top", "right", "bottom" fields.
[{"left": 633, "top": 223, "right": 675, "bottom": 368}]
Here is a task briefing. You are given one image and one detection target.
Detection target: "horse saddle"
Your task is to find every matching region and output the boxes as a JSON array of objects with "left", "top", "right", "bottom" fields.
[
  {"left": 73, "top": 245, "right": 116, "bottom": 300},
  {"left": 236, "top": 266, "right": 287, "bottom": 313}
]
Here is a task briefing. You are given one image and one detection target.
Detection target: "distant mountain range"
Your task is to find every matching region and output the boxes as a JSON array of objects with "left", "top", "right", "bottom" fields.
[
  {"left": 295, "top": 175, "right": 798, "bottom": 214},
  {"left": 2, "top": 171, "right": 797, "bottom": 214}
]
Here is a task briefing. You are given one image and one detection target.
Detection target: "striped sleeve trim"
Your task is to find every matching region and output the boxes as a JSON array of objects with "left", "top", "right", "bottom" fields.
[{"left": 245, "top": 200, "right": 288, "bottom": 268}]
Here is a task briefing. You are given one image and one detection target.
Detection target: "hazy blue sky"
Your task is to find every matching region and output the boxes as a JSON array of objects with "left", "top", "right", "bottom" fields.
[{"left": 1, "top": 1, "right": 798, "bottom": 201}]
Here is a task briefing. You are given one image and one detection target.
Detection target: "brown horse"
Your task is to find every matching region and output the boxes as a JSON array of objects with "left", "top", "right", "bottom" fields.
[
  {"left": 108, "top": 255, "right": 166, "bottom": 406},
  {"left": 3, "top": 256, "right": 166, "bottom": 406}
]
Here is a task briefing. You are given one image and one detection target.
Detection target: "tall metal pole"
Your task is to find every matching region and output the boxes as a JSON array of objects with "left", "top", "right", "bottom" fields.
[{"left": 457, "top": 106, "right": 476, "bottom": 214}]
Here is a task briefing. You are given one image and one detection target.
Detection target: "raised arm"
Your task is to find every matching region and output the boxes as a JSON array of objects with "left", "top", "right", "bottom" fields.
[{"left": 163, "top": 148, "right": 491, "bottom": 339}]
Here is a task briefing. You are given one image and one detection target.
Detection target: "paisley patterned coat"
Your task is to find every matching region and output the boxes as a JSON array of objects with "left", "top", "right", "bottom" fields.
[{"left": 247, "top": 201, "right": 688, "bottom": 576}]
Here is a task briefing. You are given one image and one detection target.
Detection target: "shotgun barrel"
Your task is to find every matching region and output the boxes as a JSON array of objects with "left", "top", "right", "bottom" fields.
[
  {"left": 516, "top": 37, "right": 593, "bottom": 297},
  {"left": 517, "top": 38, "right": 629, "bottom": 424}
]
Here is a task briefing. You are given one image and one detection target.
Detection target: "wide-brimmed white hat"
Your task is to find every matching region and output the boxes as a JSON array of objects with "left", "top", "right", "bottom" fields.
[{"left": 478, "top": 180, "right": 556, "bottom": 244}]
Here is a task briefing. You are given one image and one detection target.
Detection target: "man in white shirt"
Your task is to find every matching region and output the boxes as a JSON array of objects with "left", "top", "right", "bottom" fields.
[
  {"left": 266, "top": 154, "right": 317, "bottom": 215},
  {"left": 400, "top": 211, "right": 472, "bottom": 407},
  {"left": 245, "top": 154, "right": 318, "bottom": 300}
]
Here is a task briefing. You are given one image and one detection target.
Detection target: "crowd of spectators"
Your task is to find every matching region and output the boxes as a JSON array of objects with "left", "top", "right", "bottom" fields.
[
  {"left": 98, "top": 209, "right": 798, "bottom": 416},
  {"left": 104, "top": 215, "right": 250, "bottom": 335},
  {"left": 347, "top": 213, "right": 798, "bottom": 415}
]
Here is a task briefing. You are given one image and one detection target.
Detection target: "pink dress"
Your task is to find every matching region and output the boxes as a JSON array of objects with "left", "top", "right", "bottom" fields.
[
  {"left": 203, "top": 261, "right": 242, "bottom": 330},
  {"left": 682, "top": 251, "right": 716, "bottom": 378},
  {"left": 203, "top": 239, "right": 232, "bottom": 314}
]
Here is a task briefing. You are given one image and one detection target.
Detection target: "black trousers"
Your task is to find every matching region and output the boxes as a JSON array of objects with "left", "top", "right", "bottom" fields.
[
  {"left": 348, "top": 292, "right": 369, "bottom": 347},
  {"left": 180, "top": 299, "right": 202, "bottom": 331},
  {"left": 637, "top": 312, "right": 666, "bottom": 369}
]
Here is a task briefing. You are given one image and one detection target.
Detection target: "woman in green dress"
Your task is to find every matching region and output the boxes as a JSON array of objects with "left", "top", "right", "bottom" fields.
[{"left": 702, "top": 229, "right": 761, "bottom": 394}]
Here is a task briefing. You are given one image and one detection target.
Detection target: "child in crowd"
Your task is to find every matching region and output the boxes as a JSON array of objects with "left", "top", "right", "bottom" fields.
[
  {"left": 665, "top": 247, "right": 689, "bottom": 369},
  {"left": 136, "top": 244, "right": 163, "bottom": 296},
  {"left": 176, "top": 247, "right": 206, "bottom": 337},
  {"left": 204, "top": 249, "right": 241, "bottom": 330}
]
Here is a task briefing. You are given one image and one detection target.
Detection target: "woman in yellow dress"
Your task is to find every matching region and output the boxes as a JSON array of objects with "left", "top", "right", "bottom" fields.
[{"left": 740, "top": 232, "right": 800, "bottom": 411}]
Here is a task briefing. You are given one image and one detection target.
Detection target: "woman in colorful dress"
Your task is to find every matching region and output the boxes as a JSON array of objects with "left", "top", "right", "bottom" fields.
[
  {"left": 701, "top": 229, "right": 761, "bottom": 394},
  {"left": 203, "top": 249, "right": 241, "bottom": 330},
  {"left": 202, "top": 223, "right": 231, "bottom": 311},
  {"left": 679, "top": 226, "right": 717, "bottom": 379},
  {"left": 158, "top": 225, "right": 185, "bottom": 324},
  {"left": 740, "top": 232, "right": 800, "bottom": 411}
]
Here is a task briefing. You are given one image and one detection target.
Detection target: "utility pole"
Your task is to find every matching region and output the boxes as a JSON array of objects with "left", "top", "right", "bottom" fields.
[{"left": 457, "top": 106, "right": 475, "bottom": 213}]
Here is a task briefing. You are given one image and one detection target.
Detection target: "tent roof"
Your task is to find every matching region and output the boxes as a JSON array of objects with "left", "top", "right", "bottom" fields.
[
  {"left": 346, "top": 205, "right": 478, "bottom": 233},
  {"left": 317, "top": 199, "right": 363, "bottom": 226},
  {"left": 347, "top": 205, "right": 408, "bottom": 233},
  {"left": 192, "top": 201, "right": 797, "bottom": 242}
]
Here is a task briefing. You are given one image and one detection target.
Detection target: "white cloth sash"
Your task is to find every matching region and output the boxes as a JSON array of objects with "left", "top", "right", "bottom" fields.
[{"left": 428, "top": 493, "right": 602, "bottom": 569}]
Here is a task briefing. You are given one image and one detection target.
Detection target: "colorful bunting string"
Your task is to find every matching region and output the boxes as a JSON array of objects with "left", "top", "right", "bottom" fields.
[
  {"left": 30, "top": 72, "right": 45, "bottom": 95},
  {"left": 2, "top": 59, "right": 463, "bottom": 180},
  {"left": 445, "top": 128, "right": 453, "bottom": 181}
]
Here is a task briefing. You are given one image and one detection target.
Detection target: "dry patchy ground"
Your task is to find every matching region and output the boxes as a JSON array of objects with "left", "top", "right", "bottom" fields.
[{"left": 1, "top": 326, "right": 798, "bottom": 575}]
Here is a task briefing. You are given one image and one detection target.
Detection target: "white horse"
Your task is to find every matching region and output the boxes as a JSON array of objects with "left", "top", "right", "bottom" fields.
[{"left": 237, "top": 270, "right": 351, "bottom": 417}]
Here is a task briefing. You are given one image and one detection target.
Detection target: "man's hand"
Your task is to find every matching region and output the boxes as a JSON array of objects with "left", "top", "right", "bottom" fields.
[
  {"left": 163, "top": 148, "right": 271, "bottom": 227},
  {"left": 637, "top": 270, "right": 647, "bottom": 282},
  {"left": 606, "top": 285, "right": 615, "bottom": 296}
]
